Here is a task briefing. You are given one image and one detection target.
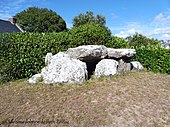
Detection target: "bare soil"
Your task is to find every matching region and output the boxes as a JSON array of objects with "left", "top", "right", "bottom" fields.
[{"left": 0, "top": 71, "right": 170, "bottom": 127}]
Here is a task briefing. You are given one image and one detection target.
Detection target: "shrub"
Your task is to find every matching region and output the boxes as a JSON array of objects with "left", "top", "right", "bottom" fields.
[
  {"left": 0, "top": 23, "right": 114, "bottom": 83},
  {"left": 133, "top": 46, "right": 170, "bottom": 74},
  {"left": 0, "top": 24, "right": 112, "bottom": 83},
  {"left": 106, "top": 36, "right": 128, "bottom": 48},
  {"left": 69, "top": 22, "right": 112, "bottom": 46},
  {"left": 1, "top": 24, "right": 168, "bottom": 84},
  {"left": 0, "top": 32, "right": 71, "bottom": 83},
  {"left": 126, "top": 33, "right": 161, "bottom": 48}
]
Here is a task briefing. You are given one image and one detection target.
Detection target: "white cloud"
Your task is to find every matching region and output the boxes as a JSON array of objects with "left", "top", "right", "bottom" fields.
[
  {"left": 0, "top": 0, "right": 44, "bottom": 20},
  {"left": 162, "top": 34, "right": 170, "bottom": 40},
  {"left": 151, "top": 10, "right": 170, "bottom": 29},
  {"left": 0, "top": 0, "right": 26, "bottom": 20},
  {"left": 114, "top": 22, "right": 146, "bottom": 38},
  {"left": 153, "top": 12, "right": 170, "bottom": 24},
  {"left": 114, "top": 10, "right": 170, "bottom": 40},
  {"left": 151, "top": 27, "right": 170, "bottom": 35},
  {"left": 150, "top": 11, "right": 170, "bottom": 40},
  {"left": 115, "top": 28, "right": 137, "bottom": 38}
]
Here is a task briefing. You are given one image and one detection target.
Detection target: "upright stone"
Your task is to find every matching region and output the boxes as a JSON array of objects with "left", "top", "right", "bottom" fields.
[
  {"left": 131, "top": 61, "right": 144, "bottom": 71},
  {"left": 117, "top": 59, "right": 132, "bottom": 73},
  {"left": 94, "top": 59, "right": 118, "bottom": 78},
  {"left": 45, "top": 53, "right": 52, "bottom": 65},
  {"left": 41, "top": 52, "right": 87, "bottom": 84}
]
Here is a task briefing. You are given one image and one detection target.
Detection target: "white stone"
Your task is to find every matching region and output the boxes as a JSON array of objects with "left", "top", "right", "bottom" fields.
[
  {"left": 45, "top": 53, "right": 52, "bottom": 65},
  {"left": 41, "top": 52, "right": 87, "bottom": 84},
  {"left": 28, "top": 46, "right": 141, "bottom": 85},
  {"left": 131, "top": 61, "right": 144, "bottom": 70},
  {"left": 107, "top": 48, "right": 136, "bottom": 58},
  {"left": 94, "top": 59, "right": 118, "bottom": 78},
  {"left": 52, "top": 52, "right": 70, "bottom": 59},
  {"left": 28, "top": 73, "right": 42, "bottom": 84},
  {"left": 66, "top": 45, "right": 108, "bottom": 61},
  {"left": 117, "top": 59, "right": 132, "bottom": 73}
]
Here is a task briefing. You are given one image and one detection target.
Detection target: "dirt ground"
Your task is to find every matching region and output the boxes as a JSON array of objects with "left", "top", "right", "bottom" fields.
[{"left": 0, "top": 71, "right": 170, "bottom": 127}]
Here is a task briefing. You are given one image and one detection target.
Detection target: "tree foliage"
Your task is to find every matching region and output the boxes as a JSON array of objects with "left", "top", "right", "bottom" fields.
[
  {"left": 14, "top": 7, "right": 67, "bottom": 33},
  {"left": 70, "top": 22, "right": 111, "bottom": 45},
  {"left": 126, "top": 33, "right": 161, "bottom": 47},
  {"left": 72, "top": 11, "right": 106, "bottom": 27},
  {"left": 107, "top": 36, "right": 128, "bottom": 48}
]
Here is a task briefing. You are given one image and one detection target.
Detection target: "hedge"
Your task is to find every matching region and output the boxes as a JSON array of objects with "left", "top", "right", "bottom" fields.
[
  {"left": 0, "top": 32, "right": 72, "bottom": 83},
  {"left": 133, "top": 46, "right": 170, "bottom": 74},
  {"left": 1, "top": 23, "right": 169, "bottom": 84},
  {"left": 0, "top": 23, "right": 115, "bottom": 83}
]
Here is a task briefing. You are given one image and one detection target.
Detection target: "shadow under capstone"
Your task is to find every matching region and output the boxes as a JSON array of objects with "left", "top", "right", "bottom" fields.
[{"left": 82, "top": 59, "right": 101, "bottom": 80}]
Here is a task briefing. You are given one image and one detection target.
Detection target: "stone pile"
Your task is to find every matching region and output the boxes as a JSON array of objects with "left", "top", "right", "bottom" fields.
[{"left": 28, "top": 45, "right": 143, "bottom": 84}]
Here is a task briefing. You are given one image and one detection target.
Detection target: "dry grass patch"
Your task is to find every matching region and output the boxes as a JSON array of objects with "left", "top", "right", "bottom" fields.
[{"left": 0, "top": 71, "right": 170, "bottom": 127}]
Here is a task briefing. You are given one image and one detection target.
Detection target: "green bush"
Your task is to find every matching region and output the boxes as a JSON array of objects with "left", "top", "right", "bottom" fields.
[
  {"left": 3, "top": 24, "right": 168, "bottom": 84},
  {"left": 0, "top": 23, "right": 115, "bottom": 83},
  {"left": 133, "top": 46, "right": 170, "bottom": 74},
  {"left": 69, "top": 22, "right": 112, "bottom": 46},
  {"left": 0, "top": 32, "right": 72, "bottom": 83},
  {"left": 106, "top": 36, "right": 128, "bottom": 48},
  {"left": 126, "top": 33, "right": 161, "bottom": 48}
]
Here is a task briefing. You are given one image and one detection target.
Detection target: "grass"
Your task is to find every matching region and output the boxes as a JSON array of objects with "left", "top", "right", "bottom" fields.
[{"left": 0, "top": 71, "right": 170, "bottom": 127}]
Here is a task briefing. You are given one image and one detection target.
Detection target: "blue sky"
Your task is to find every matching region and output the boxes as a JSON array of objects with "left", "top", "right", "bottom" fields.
[{"left": 1, "top": 0, "right": 170, "bottom": 40}]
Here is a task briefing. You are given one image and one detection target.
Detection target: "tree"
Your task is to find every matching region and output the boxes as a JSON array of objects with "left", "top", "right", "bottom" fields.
[
  {"left": 108, "top": 36, "right": 128, "bottom": 48},
  {"left": 70, "top": 22, "right": 111, "bottom": 46},
  {"left": 72, "top": 11, "right": 106, "bottom": 27},
  {"left": 126, "top": 33, "right": 161, "bottom": 47},
  {"left": 14, "top": 7, "right": 67, "bottom": 33}
]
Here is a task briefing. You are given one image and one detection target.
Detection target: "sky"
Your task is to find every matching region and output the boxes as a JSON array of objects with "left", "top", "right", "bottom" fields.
[{"left": 1, "top": 0, "right": 170, "bottom": 40}]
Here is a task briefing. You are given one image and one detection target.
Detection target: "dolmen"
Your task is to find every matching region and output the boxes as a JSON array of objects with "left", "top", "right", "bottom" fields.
[{"left": 28, "top": 45, "right": 143, "bottom": 84}]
